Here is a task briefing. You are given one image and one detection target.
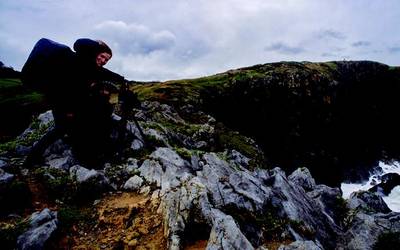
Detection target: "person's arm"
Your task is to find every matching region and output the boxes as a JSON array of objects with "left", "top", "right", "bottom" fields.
[{"left": 99, "top": 67, "right": 125, "bottom": 83}]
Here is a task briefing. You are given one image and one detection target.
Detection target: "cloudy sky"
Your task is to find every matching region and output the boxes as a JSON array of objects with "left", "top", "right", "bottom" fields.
[{"left": 1, "top": 0, "right": 399, "bottom": 81}]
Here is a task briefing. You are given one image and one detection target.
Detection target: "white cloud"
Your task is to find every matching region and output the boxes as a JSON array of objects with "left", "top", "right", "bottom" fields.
[
  {"left": 1, "top": 0, "right": 400, "bottom": 81},
  {"left": 92, "top": 20, "right": 176, "bottom": 55}
]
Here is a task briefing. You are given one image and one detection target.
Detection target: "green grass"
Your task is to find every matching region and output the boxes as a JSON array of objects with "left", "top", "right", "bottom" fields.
[
  {"left": 0, "top": 77, "right": 46, "bottom": 141},
  {"left": 0, "top": 78, "right": 22, "bottom": 89},
  {"left": 0, "top": 218, "right": 29, "bottom": 250},
  {"left": 0, "top": 78, "right": 44, "bottom": 106},
  {"left": 132, "top": 73, "right": 229, "bottom": 105}
]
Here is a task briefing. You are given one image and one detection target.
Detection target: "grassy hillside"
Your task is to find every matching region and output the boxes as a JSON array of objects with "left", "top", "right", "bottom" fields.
[
  {"left": 0, "top": 78, "right": 46, "bottom": 141},
  {"left": 132, "top": 61, "right": 400, "bottom": 185},
  {"left": 2, "top": 61, "right": 400, "bottom": 185}
]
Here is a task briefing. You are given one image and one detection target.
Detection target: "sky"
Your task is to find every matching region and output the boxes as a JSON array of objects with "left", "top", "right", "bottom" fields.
[{"left": 1, "top": 0, "right": 400, "bottom": 81}]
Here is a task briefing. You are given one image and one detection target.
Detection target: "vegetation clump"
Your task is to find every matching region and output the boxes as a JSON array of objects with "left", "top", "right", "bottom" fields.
[{"left": 0, "top": 218, "right": 29, "bottom": 250}]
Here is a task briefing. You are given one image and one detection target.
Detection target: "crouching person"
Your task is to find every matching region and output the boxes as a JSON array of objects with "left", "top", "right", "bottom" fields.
[{"left": 22, "top": 38, "right": 132, "bottom": 169}]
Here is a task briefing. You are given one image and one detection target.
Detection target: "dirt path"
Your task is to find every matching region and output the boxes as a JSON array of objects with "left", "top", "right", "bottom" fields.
[{"left": 63, "top": 192, "right": 167, "bottom": 250}]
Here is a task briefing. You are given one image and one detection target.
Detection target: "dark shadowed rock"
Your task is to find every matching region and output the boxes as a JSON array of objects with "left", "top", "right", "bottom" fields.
[
  {"left": 347, "top": 191, "right": 391, "bottom": 214},
  {"left": 278, "top": 240, "right": 323, "bottom": 250},
  {"left": 369, "top": 173, "right": 400, "bottom": 196},
  {"left": 289, "top": 167, "right": 316, "bottom": 191},
  {"left": 17, "top": 208, "right": 58, "bottom": 250},
  {"left": 0, "top": 168, "right": 14, "bottom": 185},
  {"left": 339, "top": 191, "right": 400, "bottom": 250}
]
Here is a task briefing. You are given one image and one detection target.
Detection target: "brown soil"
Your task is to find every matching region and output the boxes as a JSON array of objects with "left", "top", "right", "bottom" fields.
[
  {"left": 183, "top": 240, "right": 208, "bottom": 250},
  {"left": 59, "top": 192, "right": 167, "bottom": 250},
  {"left": 26, "top": 175, "right": 56, "bottom": 212}
]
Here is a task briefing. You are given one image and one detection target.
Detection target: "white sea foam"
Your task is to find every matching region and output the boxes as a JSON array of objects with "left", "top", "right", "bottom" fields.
[{"left": 341, "top": 161, "right": 400, "bottom": 212}]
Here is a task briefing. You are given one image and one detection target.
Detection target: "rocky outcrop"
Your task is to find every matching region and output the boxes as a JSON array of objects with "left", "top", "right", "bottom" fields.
[
  {"left": 369, "top": 173, "right": 400, "bottom": 195},
  {"left": 339, "top": 191, "right": 400, "bottom": 250},
  {"left": 4, "top": 98, "right": 400, "bottom": 249},
  {"left": 134, "top": 61, "right": 400, "bottom": 186},
  {"left": 16, "top": 208, "right": 58, "bottom": 250}
]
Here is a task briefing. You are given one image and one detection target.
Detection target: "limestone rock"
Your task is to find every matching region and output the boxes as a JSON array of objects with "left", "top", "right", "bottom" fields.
[
  {"left": 0, "top": 159, "right": 7, "bottom": 169},
  {"left": 17, "top": 208, "right": 58, "bottom": 250},
  {"left": 347, "top": 191, "right": 391, "bottom": 214},
  {"left": 138, "top": 159, "right": 163, "bottom": 187},
  {"left": 37, "top": 111, "right": 54, "bottom": 126},
  {"left": 69, "top": 165, "right": 111, "bottom": 193},
  {"left": 369, "top": 173, "right": 400, "bottom": 196},
  {"left": 123, "top": 175, "right": 144, "bottom": 191},
  {"left": 47, "top": 155, "right": 75, "bottom": 171},
  {"left": 150, "top": 147, "right": 185, "bottom": 169},
  {"left": 278, "top": 240, "right": 323, "bottom": 250},
  {"left": 341, "top": 212, "right": 400, "bottom": 250},
  {"left": 289, "top": 167, "right": 316, "bottom": 192},
  {"left": 207, "top": 210, "right": 254, "bottom": 250},
  {"left": 0, "top": 168, "right": 14, "bottom": 185}
]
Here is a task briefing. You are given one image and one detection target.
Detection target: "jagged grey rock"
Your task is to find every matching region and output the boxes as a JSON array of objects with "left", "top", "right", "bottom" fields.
[
  {"left": 13, "top": 103, "right": 400, "bottom": 250},
  {"left": 337, "top": 191, "right": 400, "bottom": 250},
  {"left": 29, "top": 208, "right": 55, "bottom": 228},
  {"left": 47, "top": 155, "right": 75, "bottom": 171},
  {"left": 17, "top": 208, "right": 58, "bottom": 250},
  {"left": 347, "top": 191, "right": 391, "bottom": 213},
  {"left": 228, "top": 149, "right": 251, "bottom": 168},
  {"left": 340, "top": 212, "right": 400, "bottom": 250},
  {"left": 18, "top": 111, "right": 53, "bottom": 143},
  {"left": 123, "top": 175, "right": 143, "bottom": 191},
  {"left": 278, "top": 240, "right": 323, "bottom": 250},
  {"left": 288, "top": 167, "right": 316, "bottom": 192},
  {"left": 0, "top": 159, "right": 7, "bottom": 169},
  {"left": 147, "top": 147, "right": 193, "bottom": 192},
  {"left": 369, "top": 172, "right": 400, "bottom": 195},
  {"left": 190, "top": 154, "right": 202, "bottom": 171},
  {"left": 158, "top": 152, "right": 341, "bottom": 249},
  {"left": 307, "top": 184, "right": 343, "bottom": 225},
  {"left": 268, "top": 167, "right": 341, "bottom": 249},
  {"left": 130, "top": 139, "right": 144, "bottom": 150},
  {"left": 37, "top": 111, "right": 54, "bottom": 126},
  {"left": 0, "top": 168, "right": 14, "bottom": 185},
  {"left": 126, "top": 158, "right": 139, "bottom": 172},
  {"left": 144, "top": 128, "right": 169, "bottom": 146},
  {"left": 150, "top": 147, "right": 186, "bottom": 169},
  {"left": 69, "top": 165, "right": 110, "bottom": 191},
  {"left": 126, "top": 121, "right": 144, "bottom": 143},
  {"left": 139, "top": 159, "right": 163, "bottom": 187},
  {"left": 43, "top": 139, "right": 71, "bottom": 158},
  {"left": 207, "top": 210, "right": 254, "bottom": 250}
]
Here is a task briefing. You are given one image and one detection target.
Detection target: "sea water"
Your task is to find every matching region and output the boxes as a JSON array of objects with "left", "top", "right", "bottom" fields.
[{"left": 340, "top": 161, "right": 400, "bottom": 212}]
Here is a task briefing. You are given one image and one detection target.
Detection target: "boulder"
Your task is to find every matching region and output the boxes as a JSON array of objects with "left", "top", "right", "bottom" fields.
[
  {"left": 340, "top": 212, "right": 400, "bottom": 250},
  {"left": 123, "top": 175, "right": 144, "bottom": 191},
  {"left": 69, "top": 165, "right": 111, "bottom": 195},
  {"left": 339, "top": 190, "right": 400, "bottom": 250},
  {"left": 150, "top": 147, "right": 186, "bottom": 169},
  {"left": 0, "top": 159, "right": 7, "bottom": 169},
  {"left": 369, "top": 173, "right": 400, "bottom": 196},
  {"left": 207, "top": 210, "right": 254, "bottom": 250},
  {"left": 347, "top": 191, "right": 391, "bottom": 214},
  {"left": 307, "top": 184, "right": 343, "bottom": 225},
  {"left": 0, "top": 168, "right": 14, "bottom": 185},
  {"left": 278, "top": 240, "right": 323, "bottom": 250},
  {"left": 47, "top": 155, "right": 75, "bottom": 171},
  {"left": 289, "top": 167, "right": 316, "bottom": 192},
  {"left": 17, "top": 208, "right": 58, "bottom": 250}
]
